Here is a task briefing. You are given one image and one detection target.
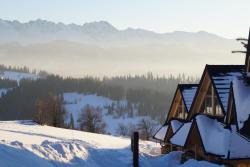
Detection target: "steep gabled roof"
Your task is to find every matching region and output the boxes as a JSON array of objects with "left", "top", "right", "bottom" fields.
[
  {"left": 170, "top": 119, "right": 184, "bottom": 132},
  {"left": 165, "top": 84, "right": 198, "bottom": 123},
  {"left": 231, "top": 75, "right": 250, "bottom": 139},
  {"left": 188, "top": 65, "right": 244, "bottom": 120},
  {"left": 188, "top": 115, "right": 250, "bottom": 159},
  {"left": 195, "top": 115, "right": 227, "bottom": 157},
  {"left": 153, "top": 125, "right": 168, "bottom": 141},
  {"left": 153, "top": 119, "right": 184, "bottom": 142},
  {"left": 170, "top": 121, "right": 192, "bottom": 147},
  {"left": 225, "top": 82, "right": 238, "bottom": 128},
  {"left": 207, "top": 65, "right": 244, "bottom": 113},
  {"left": 179, "top": 84, "right": 198, "bottom": 112}
]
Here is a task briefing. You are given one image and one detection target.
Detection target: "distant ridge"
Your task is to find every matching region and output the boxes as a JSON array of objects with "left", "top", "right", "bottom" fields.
[
  {"left": 0, "top": 19, "right": 242, "bottom": 77},
  {"left": 0, "top": 18, "right": 229, "bottom": 44}
]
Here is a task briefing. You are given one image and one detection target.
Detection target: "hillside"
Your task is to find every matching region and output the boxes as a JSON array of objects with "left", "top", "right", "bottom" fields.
[
  {"left": 0, "top": 121, "right": 222, "bottom": 167},
  {"left": 0, "top": 70, "right": 39, "bottom": 84},
  {"left": 63, "top": 93, "right": 159, "bottom": 135},
  {"left": 0, "top": 70, "right": 40, "bottom": 97},
  {"left": 0, "top": 67, "right": 184, "bottom": 121}
]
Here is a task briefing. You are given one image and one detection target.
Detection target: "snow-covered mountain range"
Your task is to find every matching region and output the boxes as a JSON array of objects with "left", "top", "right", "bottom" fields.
[
  {"left": 0, "top": 19, "right": 227, "bottom": 45},
  {"left": 0, "top": 19, "right": 242, "bottom": 77}
]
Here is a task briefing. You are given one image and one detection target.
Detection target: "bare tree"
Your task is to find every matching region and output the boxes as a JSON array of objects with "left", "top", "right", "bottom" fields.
[
  {"left": 137, "top": 118, "right": 157, "bottom": 140},
  {"left": 116, "top": 123, "right": 128, "bottom": 136},
  {"left": 50, "top": 94, "right": 65, "bottom": 127},
  {"left": 34, "top": 94, "right": 66, "bottom": 127},
  {"left": 78, "top": 105, "right": 106, "bottom": 133},
  {"left": 34, "top": 99, "right": 48, "bottom": 125}
]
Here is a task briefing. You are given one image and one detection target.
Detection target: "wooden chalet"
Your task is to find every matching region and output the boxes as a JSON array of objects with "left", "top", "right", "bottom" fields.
[
  {"left": 184, "top": 29, "right": 250, "bottom": 166},
  {"left": 153, "top": 84, "right": 198, "bottom": 153},
  {"left": 154, "top": 29, "right": 250, "bottom": 166}
]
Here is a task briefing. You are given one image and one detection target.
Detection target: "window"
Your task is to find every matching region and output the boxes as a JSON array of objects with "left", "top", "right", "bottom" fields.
[
  {"left": 201, "top": 84, "right": 222, "bottom": 116},
  {"left": 176, "top": 99, "right": 186, "bottom": 119},
  {"left": 215, "top": 98, "right": 222, "bottom": 115}
]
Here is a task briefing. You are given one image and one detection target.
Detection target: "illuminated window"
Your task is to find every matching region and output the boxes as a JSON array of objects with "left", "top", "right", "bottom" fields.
[
  {"left": 176, "top": 99, "right": 186, "bottom": 119},
  {"left": 201, "top": 84, "right": 222, "bottom": 116}
]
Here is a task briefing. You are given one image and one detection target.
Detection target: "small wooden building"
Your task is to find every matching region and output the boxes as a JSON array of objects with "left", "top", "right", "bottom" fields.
[
  {"left": 166, "top": 84, "right": 198, "bottom": 122},
  {"left": 154, "top": 84, "right": 198, "bottom": 153}
]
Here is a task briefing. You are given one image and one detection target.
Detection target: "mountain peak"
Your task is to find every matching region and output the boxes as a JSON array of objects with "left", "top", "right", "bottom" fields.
[{"left": 82, "top": 21, "right": 118, "bottom": 33}]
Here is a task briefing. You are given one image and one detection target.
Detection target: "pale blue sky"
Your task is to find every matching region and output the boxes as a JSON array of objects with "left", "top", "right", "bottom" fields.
[{"left": 0, "top": 0, "right": 249, "bottom": 38}]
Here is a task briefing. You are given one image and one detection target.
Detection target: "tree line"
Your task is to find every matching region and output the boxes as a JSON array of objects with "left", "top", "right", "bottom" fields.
[{"left": 0, "top": 68, "right": 198, "bottom": 123}]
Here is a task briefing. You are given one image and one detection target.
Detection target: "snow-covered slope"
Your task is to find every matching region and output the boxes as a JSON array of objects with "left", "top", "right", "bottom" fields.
[
  {"left": 64, "top": 93, "right": 159, "bottom": 135},
  {"left": 0, "top": 88, "right": 10, "bottom": 97},
  {"left": 0, "top": 121, "right": 222, "bottom": 167},
  {"left": 0, "top": 71, "right": 39, "bottom": 85}
]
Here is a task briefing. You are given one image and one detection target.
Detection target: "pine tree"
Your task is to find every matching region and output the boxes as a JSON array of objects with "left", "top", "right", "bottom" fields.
[{"left": 77, "top": 105, "right": 106, "bottom": 133}]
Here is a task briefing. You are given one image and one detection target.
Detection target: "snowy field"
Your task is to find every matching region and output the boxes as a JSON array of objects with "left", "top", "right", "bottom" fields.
[
  {"left": 64, "top": 93, "right": 159, "bottom": 135},
  {"left": 0, "top": 88, "right": 10, "bottom": 97},
  {"left": 0, "top": 121, "right": 222, "bottom": 167},
  {"left": 0, "top": 71, "right": 39, "bottom": 85}
]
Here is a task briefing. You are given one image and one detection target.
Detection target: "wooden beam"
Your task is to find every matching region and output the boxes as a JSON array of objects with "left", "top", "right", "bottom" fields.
[
  {"left": 182, "top": 99, "right": 185, "bottom": 119},
  {"left": 212, "top": 86, "right": 216, "bottom": 115},
  {"left": 132, "top": 132, "right": 139, "bottom": 167}
]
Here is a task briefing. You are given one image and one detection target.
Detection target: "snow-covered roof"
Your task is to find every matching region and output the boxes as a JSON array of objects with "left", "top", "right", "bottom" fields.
[
  {"left": 198, "top": 65, "right": 244, "bottom": 114},
  {"left": 154, "top": 125, "right": 168, "bottom": 141},
  {"left": 211, "top": 72, "right": 243, "bottom": 112},
  {"left": 170, "top": 120, "right": 184, "bottom": 133},
  {"left": 195, "top": 115, "right": 250, "bottom": 159},
  {"left": 232, "top": 76, "right": 250, "bottom": 129},
  {"left": 180, "top": 85, "right": 198, "bottom": 111},
  {"left": 227, "top": 126, "right": 250, "bottom": 159},
  {"left": 170, "top": 121, "right": 192, "bottom": 147},
  {"left": 196, "top": 115, "right": 227, "bottom": 156},
  {"left": 154, "top": 120, "right": 183, "bottom": 142}
]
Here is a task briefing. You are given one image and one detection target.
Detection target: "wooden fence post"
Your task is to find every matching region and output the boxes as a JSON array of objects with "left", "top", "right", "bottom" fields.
[{"left": 131, "top": 131, "right": 139, "bottom": 167}]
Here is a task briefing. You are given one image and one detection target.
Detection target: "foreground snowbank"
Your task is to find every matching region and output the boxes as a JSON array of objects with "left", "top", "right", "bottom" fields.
[{"left": 0, "top": 121, "right": 222, "bottom": 167}]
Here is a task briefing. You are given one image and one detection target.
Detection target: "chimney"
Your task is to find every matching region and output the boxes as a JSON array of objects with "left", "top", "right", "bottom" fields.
[{"left": 246, "top": 28, "right": 250, "bottom": 72}]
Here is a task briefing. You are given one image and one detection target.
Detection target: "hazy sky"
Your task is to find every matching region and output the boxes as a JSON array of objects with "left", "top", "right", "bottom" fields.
[{"left": 0, "top": 0, "right": 249, "bottom": 38}]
